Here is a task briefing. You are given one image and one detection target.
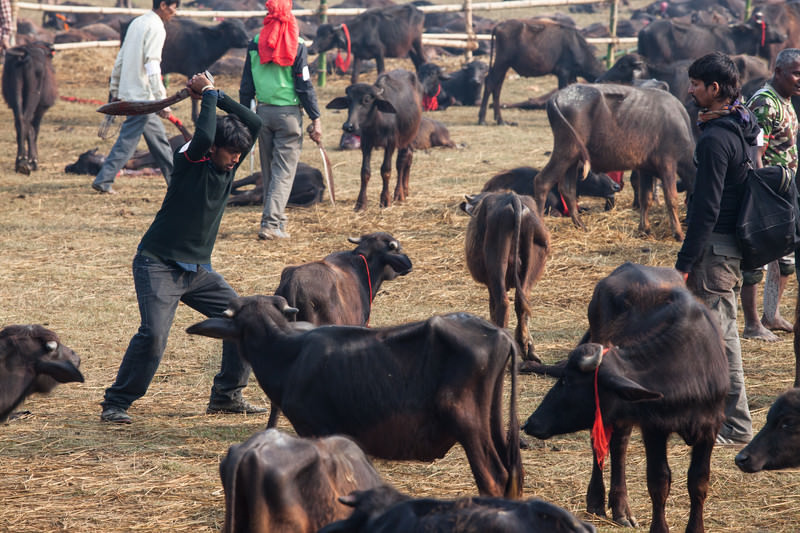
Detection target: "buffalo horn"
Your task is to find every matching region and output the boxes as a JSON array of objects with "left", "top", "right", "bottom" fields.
[
  {"left": 348, "top": 236, "right": 362, "bottom": 244},
  {"left": 578, "top": 344, "right": 604, "bottom": 372},
  {"left": 46, "top": 341, "right": 58, "bottom": 351}
]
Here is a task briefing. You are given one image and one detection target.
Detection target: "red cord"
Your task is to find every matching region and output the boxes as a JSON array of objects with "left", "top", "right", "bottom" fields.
[{"left": 358, "top": 253, "right": 372, "bottom": 326}]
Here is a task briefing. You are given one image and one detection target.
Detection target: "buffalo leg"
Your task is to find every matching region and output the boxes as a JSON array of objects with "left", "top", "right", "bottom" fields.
[
  {"left": 642, "top": 428, "right": 671, "bottom": 533},
  {"left": 350, "top": 58, "right": 361, "bottom": 84},
  {"left": 608, "top": 425, "right": 637, "bottom": 527},
  {"left": 658, "top": 166, "right": 684, "bottom": 241},
  {"left": 29, "top": 105, "right": 47, "bottom": 171},
  {"left": 637, "top": 171, "right": 656, "bottom": 235},
  {"left": 355, "top": 144, "right": 373, "bottom": 211},
  {"left": 686, "top": 434, "right": 714, "bottom": 533},
  {"left": 559, "top": 165, "right": 586, "bottom": 231},
  {"left": 266, "top": 401, "right": 281, "bottom": 428},
  {"left": 393, "top": 146, "right": 413, "bottom": 202},
  {"left": 379, "top": 144, "right": 395, "bottom": 208},
  {"left": 409, "top": 38, "right": 426, "bottom": 70}
]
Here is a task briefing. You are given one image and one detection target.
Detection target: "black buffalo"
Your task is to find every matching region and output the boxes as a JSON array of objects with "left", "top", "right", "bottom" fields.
[
  {"left": 319, "top": 484, "right": 597, "bottom": 533},
  {"left": 1, "top": 325, "right": 84, "bottom": 423},
  {"left": 417, "top": 60, "right": 489, "bottom": 110},
  {"left": 219, "top": 429, "right": 384, "bottom": 533},
  {"left": 326, "top": 69, "right": 423, "bottom": 211},
  {"left": 736, "top": 389, "right": 800, "bottom": 473},
  {"left": 2, "top": 41, "right": 57, "bottom": 175},
  {"left": 637, "top": 14, "right": 785, "bottom": 65},
  {"left": 187, "top": 295, "right": 522, "bottom": 498},
  {"left": 523, "top": 262, "right": 728, "bottom": 532},
  {"left": 533, "top": 83, "right": 695, "bottom": 241},
  {"left": 481, "top": 166, "right": 620, "bottom": 214},
  {"left": 478, "top": 19, "right": 605, "bottom": 125},
  {"left": 227, "top": 163, "right": 327, "bottom": 208},
  {"left": 308, "top": 4, "right": 425, "bottom": 84}
]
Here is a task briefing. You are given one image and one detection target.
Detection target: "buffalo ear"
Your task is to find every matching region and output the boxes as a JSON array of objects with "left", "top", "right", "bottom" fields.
[
  {"left": 375, "top": 99, "right": 397, "bottom": 114},
  {"left": 326, "top": 97, "right": 350, "bottom": 110},
  {"left": 186, "top": 318, "right": 238, "bottom": 339},
  {"left": 36, "top": 360, "right": 84, "bottom": 384},
  {"left": 602, "top": 373, "right": 663, "bottom": 402}
]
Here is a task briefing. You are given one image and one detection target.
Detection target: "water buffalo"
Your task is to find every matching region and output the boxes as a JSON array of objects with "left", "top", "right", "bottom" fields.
[
  {"left": 220, "top": 429, "right": 384, "bottom": 533},
  {"left": 637, "top": 14, "right": 785, "bottom": 65},
  {"left": 187, "top": 295, "right": 522, "bottom": 498},
  {"left": 533, "top": 83, "right": 695, "bottom": 241},
  {"left": 227, "top": 163, "right": 327, "bottom": 208},
  {"left": 735, "top": 389, "right": 800, "bottom": 473},
  {"left": 307, "top": 4, "right": 425, "bottom": 84},
  {"left": 461, "top": 192, "right": 550, "bottom": 362},
  {"left": 478, "top": 19, "right": 605, "bottom": 125},
  {"left": 1, "top": 324, "right": 84, "bottom": 423},
  {"left": 318, "top": 484, "right": 597, "bottom": 533},
  {"left": 2, "top": 41, "right": 57, "bottom": 175},
  {"left": 417, "top": 60, "right": 489, "bottom": 110},
  {"left": 326, "top": 69, "right": 423, "bottom": 211},
  {"left": 523, "top": 262, "right": 728, "bottom": 532}
]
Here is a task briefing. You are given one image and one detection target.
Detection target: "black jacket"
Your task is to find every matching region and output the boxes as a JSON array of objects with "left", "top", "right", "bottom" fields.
[{"left": 676, "top": 110, "right": 761, "bottom": 273}]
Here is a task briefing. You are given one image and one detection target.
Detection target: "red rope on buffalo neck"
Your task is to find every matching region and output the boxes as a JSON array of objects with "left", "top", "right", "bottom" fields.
[
  {"left": 423, "top": 84, "right": 441, "bottom": 111},
  {"left": 335, "top": 24, "right": 352, "bottom": 73},
  {"left": 591, "top": 348, "right": 613, "bottom": 469},
  {"left": 358, "top": 253, "right": 373, "bottom": 326},
  {"left": 760, "top": 20, "right": 766, "bottom": 47}
]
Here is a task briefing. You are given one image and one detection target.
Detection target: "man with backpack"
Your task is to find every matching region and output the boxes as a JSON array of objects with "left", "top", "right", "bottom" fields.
[
  {"left": 741, "top": 48, "right": 800, "bottom": 341},
  {"left": 676, "top": 52, "right": 761, "bottom": 446}
]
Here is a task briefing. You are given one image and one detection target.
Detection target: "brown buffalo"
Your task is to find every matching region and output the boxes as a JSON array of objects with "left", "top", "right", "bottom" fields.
[{"left": 461, "top": 192, "right": 550, "bottom": 362}]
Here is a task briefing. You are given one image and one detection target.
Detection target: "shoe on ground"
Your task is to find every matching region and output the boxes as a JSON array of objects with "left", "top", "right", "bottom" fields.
[
  {"left": 716, "top": 434, "right": 750, "bottom": 447},
  {"left": 92, "top": 183, "right": 117, "bottom": 195},
  {"left": 257, "top": 227, "right": 290, "bottom": 240},
  {"left": 206, "top": 397, "right": 268, "bottom": 414},
  {"left": 101, "top": 407, "right": 132, "bottom": 424}
]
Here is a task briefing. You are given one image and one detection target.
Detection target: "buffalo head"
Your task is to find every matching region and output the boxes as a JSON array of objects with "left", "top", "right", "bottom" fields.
[
  {"left": 347, "top": 232, "right": 412, "bottom": 280},
  {"left": 522, "top": 343, "right": 662, "bottom": 439},
  {"left": 326, "top": 84, "right": 397, "bottom": 135},
  {"left": 308, "top": 24, "right": 347, "bottom": 56},
  {"left": 735, "top": 389, "right": 800, "bottom": 473}
]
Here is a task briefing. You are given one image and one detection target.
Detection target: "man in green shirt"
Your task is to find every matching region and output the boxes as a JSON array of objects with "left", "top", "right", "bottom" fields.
[{"left": 100, "top": 73, "right": 264, "bottom": 424}]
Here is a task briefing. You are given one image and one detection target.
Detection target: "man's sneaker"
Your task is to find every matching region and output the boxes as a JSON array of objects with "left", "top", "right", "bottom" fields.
[
  {"left": 257, "top": 227, "right": 290, "bottom": 241},
  {"left": 206, "top": 397, "right": 268, "bottom": 415},
  {"left": 716, "top": 433, "right": 750, "bottom": 447},
  {"left": 100, "top": 407, "right": 132, "bottom": 424}
]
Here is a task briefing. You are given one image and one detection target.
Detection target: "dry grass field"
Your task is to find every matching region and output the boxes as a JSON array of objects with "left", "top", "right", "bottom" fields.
[{"left": 1, "top": 2, "right": 799, "bottom": 532}]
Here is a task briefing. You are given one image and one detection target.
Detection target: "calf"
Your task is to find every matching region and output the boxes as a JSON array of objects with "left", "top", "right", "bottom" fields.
[
  {"left": 1, "top": 325, "right": 84, "bottom": 423},
  {"left": 735, "top": 389, "right": 800, "bottom": 473},
  {"left": 187, "top": 295, "right": 522, "bottom": 498},
  {"left": 523, "top": 262, "right": 728, "bottom": 533},
  {"left": 478, "top": 19, "right": 605, "bottom": 125},
  {"left": 481, "top": 166, "right": 620, "bottom": 214},
  {"left": 308, "top": 4, "right": 426, "bottom": 84},
  {"left": 326, "top": 69, "right": 423, "bottom": 211},
  {"left": 534, "top": 83, "right": 696, "bottom": 241},
  {"left": 319, "top": 484, "right": 597, "bottom": 533},
  {"left": 417, "top": 60, "right": 489, "bottom": 110},
  {"left": 219, "top": 429, "right": 384, "bottom": 533},
  {"left": 461, "top": 192, "right": 549, "bottom": 362},
  {"left": 409, "top": 117, "right": 455, "bottom": 150},
  {"left": 227, "top": 163, "right": 326, "bottom": 208},
  {"left": 2, "top": 41, "right": 58, "bottom": 175}
]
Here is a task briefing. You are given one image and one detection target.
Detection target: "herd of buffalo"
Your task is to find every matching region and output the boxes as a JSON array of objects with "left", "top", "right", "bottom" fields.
[{"left": 3, "top": 0, "right": 800, "bottom": 531}]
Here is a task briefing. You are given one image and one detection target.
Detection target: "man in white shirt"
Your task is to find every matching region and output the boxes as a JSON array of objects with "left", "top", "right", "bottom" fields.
[{"left": 92, "top": 0, "right": 179, "bottom": 194}]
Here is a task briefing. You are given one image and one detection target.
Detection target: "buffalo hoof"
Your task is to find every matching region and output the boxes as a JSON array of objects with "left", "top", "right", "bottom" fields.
[
  {"left": 518, "top": 360, "right": 545, "bottom": 374},
  {"left": 613, "top": 515, "right": 639, "bottom": 528},
  {"left": 604, "top": 196, "right": 616, "bottom": 210},
  {"left": 15, "top": 160, "right": 31, "bottom": 175},
  {"left": 353, "top": 202, "right": 366, "bottom": 212},
  {"left": 29, "top": 159, "right": 38, "bottom": 171},
  {"left": 524, "top": 345, "right": 541, "bottom": 364}
]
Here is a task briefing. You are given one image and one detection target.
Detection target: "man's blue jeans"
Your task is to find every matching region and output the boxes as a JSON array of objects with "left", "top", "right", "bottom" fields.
[{"left": 101, "top": 253, "right": 251, "bottom": 411}]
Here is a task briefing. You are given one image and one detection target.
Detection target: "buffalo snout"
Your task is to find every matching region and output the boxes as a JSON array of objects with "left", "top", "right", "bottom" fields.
[{"left": 734, "top": 448, "right": 763, "bottom": 473}]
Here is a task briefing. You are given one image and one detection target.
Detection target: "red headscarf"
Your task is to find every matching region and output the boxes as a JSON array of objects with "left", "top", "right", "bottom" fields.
[{"left": 258, "top": 0, "right": 299, "bottom": 66}]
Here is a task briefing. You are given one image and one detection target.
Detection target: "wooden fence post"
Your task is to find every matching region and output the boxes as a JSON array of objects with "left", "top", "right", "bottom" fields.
[
  {"left": 464, "top": 0, "right": 474, "bottom": 61},
  {"left": 317, "top": 0, "right": 327, "bottom": 87},
  {"left": 606, "top": 0, "right": 618, "bottom": 67}
]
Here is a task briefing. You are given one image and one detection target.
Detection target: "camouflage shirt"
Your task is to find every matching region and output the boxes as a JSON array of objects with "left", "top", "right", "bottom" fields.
[{"left": 746, "top": 83, "right": 799, "bottom": 173}]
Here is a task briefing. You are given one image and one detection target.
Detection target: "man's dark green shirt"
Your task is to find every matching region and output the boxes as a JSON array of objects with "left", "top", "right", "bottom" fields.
[{"left": 139, "top": 91, "right": 261, "bottom": 265}]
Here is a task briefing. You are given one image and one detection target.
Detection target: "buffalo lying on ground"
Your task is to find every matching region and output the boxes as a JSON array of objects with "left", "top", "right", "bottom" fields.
[
  {"left": 187, "top": 295, "right": 522, "bottom": 498},
  {"left": 478, "top": 19, "right": 605, "bottom": 125},
  {"left": 481, "top": 166, "right": 620, "bottom": 214},
  {"left": 534, "top": 83, "right": 695, "bottom": 241},
  {"left": 318, "top": 484, "right": 597, "bottom": 533},
  {"left": 523, "top": 262, "right": 728, "bottom": 532},
  {"left": 2, "top": 41, "right": 58, "bottom": 175},
  {"left": 326, "top": 69, "right": 423, "bottom": 210},
  {"left": 461, "top": 192, "right": 549, "bottom": 362},
  {"left": 227, "top": 163, "right": 327, "bottom": 208},
  {"left": 308, "top": 4, "right": 426, "bottom": 84},
  {"left": 735, "top": 389, "right": 800, "bottom": 473},
  {"left": 219, "top": 429, "right": 384, "bottom": 533},
  {"left": 1, "top": 325, "right": 84, "bottom": 423},
  {"left": 339, "top": 117, "right": 455, "bottom": 151},
  {"left": 417, "top": 60, "right": 489, "bottom": 110}
]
